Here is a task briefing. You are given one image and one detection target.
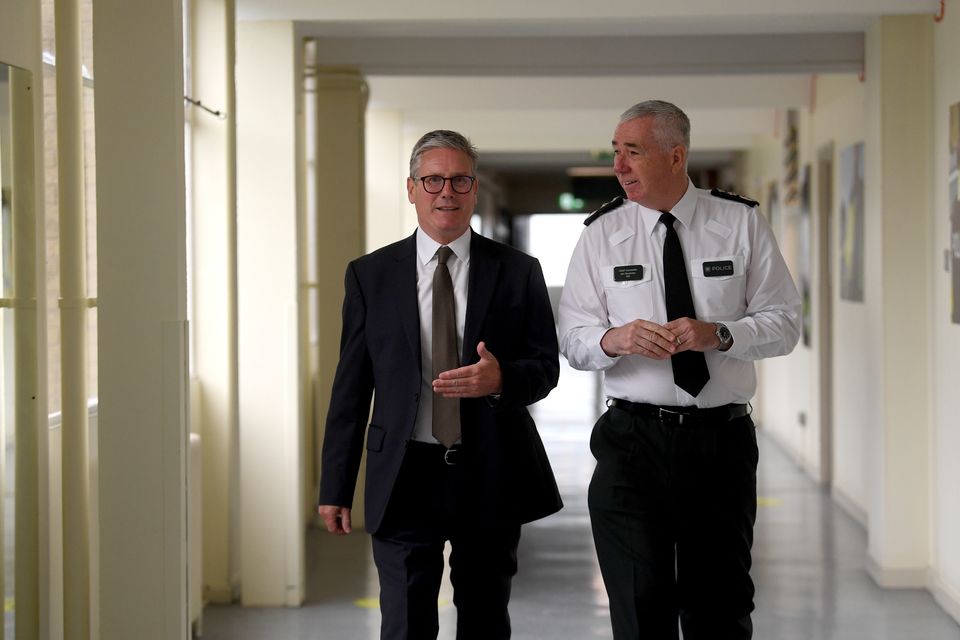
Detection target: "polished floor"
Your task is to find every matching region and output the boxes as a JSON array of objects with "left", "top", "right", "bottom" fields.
[{"left": 202, "top": 368, "right": 960, "bottom": 639}]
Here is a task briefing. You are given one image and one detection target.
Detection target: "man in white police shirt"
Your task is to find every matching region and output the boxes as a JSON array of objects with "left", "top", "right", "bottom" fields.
[{"left": 558, "top": 100, "right": 801, "bottom": 640}]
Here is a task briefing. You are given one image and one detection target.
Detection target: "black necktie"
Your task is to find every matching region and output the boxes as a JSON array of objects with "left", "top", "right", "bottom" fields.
[
  {"left": 432, "top": 246, "right": 460, "bottom": 447},
  {"left": 660, "top": 212, "right": 710, "bottom": 397}
]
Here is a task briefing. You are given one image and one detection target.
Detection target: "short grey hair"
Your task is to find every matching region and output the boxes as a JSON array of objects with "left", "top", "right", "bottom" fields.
[
  {"left": 409, "top": 130, "right": 479, "bottom": 177},
  {"left": 619, "top": 100, "right": 690, "bottom": 152}
]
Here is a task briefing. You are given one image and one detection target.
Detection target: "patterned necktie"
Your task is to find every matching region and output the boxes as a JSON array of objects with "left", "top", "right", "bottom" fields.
[
  {"left": 432, "top": 246, "right": 460, "bottom": 447},
  {"left": 660, "top": 212, "right": 710, "bottom": 397}
]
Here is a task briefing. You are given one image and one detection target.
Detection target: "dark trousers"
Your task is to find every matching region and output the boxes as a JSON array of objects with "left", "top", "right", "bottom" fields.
[
  {"left": 372, "top": 442, "right": 522, "bottom": 640},
  {"left": 588, "top": 406, "right": 758, "bottom": 640}
]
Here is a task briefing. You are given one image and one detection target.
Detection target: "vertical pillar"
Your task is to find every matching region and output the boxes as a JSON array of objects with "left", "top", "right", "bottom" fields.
[
  {"left": 0, "top": 5, "right": 46, "bottom": 640},
  {"left": 311, "top": 65, "right": 367, "bottom": 528},
  {"left": 11, "top": 63, "right": 40, "bottom": 640},
  {"left": 236, "top": 21, "right": 304, "bottom": 607},
  {"left": 189, "top": 0, "right": 238, "bottom": 604},
  {"left": 864, "top": 15, "right": 933, "bottom": 587},
  {"left": 93, "top": 0, "right": 189, "bottom": 637},
  {"left": 364, "top": 108, "right": 406, "bottom": 252},
  {"left": 52, "top": 0, "right": 90, "bottom": 636}
]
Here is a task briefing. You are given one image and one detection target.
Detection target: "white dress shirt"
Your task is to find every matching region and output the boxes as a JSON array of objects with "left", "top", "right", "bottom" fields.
[
  {"left": 412, "top": 227, "right": 471, "bottom": 443},
  {"left": 558, "top": 179, "right": 802, "bottom": 408}
]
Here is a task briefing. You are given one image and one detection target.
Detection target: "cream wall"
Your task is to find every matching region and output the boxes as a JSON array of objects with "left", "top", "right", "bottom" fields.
[
  {"left": 0, "top": 0, "right": 41, "bottom": 72},
  {"left": 743, "top": 130, "right": 800, "bottom": 446},
  {"left": 866, "top": 15, "right": 932, "bottom": 586},
  {"left": 363, "top": 115, "right": 425, "bottom": 248},
  {"left": 365, "top": 108, "right": 408, "bottom": 251},
  {"left": 744, "top": 79, "right": 873, "bottom": 509},
  {"left": 741, "top": 75, "right": 878, "bottom": 523},
  {"left": 742, "top": 13, "right": 960, "bottom": 624},
  {"left": 94, "top": 0, "right": 191, "bottom": 636},
  {"left": 744, "top": 109, "right": 820, "bottom": 482},
  {"left": 811, "top": 75, "right": 870, "bottom": 515},
  {"left": 931, "top": 0, "right": 960, "bottom": 621},
  {"left": 189, "top": 0, "right": 239, "bottom": 605},
  {"left": 236, "top": 20, "right": 305, "bottom": 607}
]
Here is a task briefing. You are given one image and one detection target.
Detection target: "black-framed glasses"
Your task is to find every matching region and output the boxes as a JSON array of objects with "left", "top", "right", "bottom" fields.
[{"left": 415, "top": 174, "right": 476, "bottom": 194}]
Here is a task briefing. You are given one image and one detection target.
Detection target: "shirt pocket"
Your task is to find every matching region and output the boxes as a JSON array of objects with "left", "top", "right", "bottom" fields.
[
  {"left": 601, "top": 263, "right": 656, "bottom": 323},
  {"left": 690, "top": 255, "right": 746, "bottom": 319}
]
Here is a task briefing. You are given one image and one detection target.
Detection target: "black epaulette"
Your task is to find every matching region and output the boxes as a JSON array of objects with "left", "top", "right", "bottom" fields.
[
  {"left": 710, "top": 188, "right": 758, "bottom": 208},
  {"left": 583, "top": 196, "right": 625, "bottom": 226}
]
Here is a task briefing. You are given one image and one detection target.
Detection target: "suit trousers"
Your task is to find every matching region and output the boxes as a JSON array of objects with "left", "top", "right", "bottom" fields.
[
  {"left": 588, "top": 406, "right": 758, "bottom": 640},
  {"left": 372, "top": 442, "right": 522, "bottom": 640}
]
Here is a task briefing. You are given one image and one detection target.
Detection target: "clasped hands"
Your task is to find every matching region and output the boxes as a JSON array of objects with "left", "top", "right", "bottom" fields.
[{"left": 601, "top": 317, "right": 721, "bottom": 360}]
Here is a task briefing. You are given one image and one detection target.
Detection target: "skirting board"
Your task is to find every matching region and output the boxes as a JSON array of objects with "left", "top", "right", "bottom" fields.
[
  {"left": 929, "top": 570, "right": 960, "bottom": 626},
  {"left": 831, "top": 484, "right": 868, "bottom": 528},
  {"left": 204, "top": 585, "right": 234, "bottom": 604},
  {"left": 865, "top": 553, "right": 926, "bottom": 589}
]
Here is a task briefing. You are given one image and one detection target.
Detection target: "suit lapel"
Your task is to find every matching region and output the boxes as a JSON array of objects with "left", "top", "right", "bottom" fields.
[
  {"left": 391, "top": 233, "right": 421, "bottom": 372},
  {"left": 463, "top": 232, "right": 501, "bottom": 364}
]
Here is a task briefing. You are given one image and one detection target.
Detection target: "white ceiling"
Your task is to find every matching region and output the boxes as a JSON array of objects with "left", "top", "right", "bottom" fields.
[
  {"left": 238, "top": 0, "right": 936, "bottom": 28},
  {"left": 239, "top": 0, "right": 940, "bottom": 161}
]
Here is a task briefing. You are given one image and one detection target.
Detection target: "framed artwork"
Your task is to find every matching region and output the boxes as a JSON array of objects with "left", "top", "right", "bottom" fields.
[
  {"left": 782, "top": 110, "right": 800, "bottom": 208},
  {"left": 799, "top": 164, "right": 812, "bottom": 346},
  {"left": 839, "top": 142, "right": 865, "bottom": 302},
  {"left": 765, "top": 180, "right": 780, "bottom": 237},
  {"left": 781, "top": 165, "right": 812, "bottom": 345},
  {"left": 950, "top": 102, "right": 960, "bottom": 323}
]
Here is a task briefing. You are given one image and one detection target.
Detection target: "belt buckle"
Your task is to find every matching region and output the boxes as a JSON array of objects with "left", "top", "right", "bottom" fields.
[
  {"left": 658, "top": 407, "right": 684, "bottom": 425},
  {"left": 443, "top": 447, "right": 459, "bottom": 466}
]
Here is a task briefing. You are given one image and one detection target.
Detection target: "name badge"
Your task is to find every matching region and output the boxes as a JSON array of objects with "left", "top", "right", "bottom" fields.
[
  {"left": 702, "top": 260, "right": 735, "bottom": 277},
  {"left": 613, "top": 265, "right": 644, "bottom": 282}
]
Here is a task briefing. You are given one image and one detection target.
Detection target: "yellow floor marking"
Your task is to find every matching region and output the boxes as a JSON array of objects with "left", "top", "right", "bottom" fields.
[
  {"left": 757, "top": 496, "right": 782, "bottom": 508},
  {"left": 353, "top": 597, "right": 379, "bottom": 609},
  {"left": 5, "top": 597, "right": 13, "bottom": 612},
  {"left": 353, "top": 597, "right": 452, "bottom": 609}
]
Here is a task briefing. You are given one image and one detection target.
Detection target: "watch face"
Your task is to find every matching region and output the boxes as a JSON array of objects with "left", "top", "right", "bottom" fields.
[{"left": 717, "top": 324, "right": 731, "bottom": 343}]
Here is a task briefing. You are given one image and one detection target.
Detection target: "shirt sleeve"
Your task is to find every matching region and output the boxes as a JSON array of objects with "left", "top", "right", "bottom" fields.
[
  {"left": 722, "top": 207, "right": 802, "bottom": 360},
  {"left": 558, "top": 229, "right": 620, "bottom": 371}
]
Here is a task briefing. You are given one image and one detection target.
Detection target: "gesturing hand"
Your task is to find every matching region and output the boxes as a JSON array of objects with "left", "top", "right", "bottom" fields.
[{"left": 433, "top": 341, "right": 503, "bottom": 398}]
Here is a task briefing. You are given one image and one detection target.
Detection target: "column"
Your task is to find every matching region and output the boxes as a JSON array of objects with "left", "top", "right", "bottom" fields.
[
  {"left": 236, "top": 21, "right": 304, "bottom": 607},
  {"left": 310, "top": 64, "right": 367, "bottom": 528},
  {"left": 93, "top": 0, "right": 189, "bottom": 636},
  {"left": 189, "top": 0, "right": 238, "bottom": 605},
  {"left": 864, "top": 14, "right": 933, "bottom": 587}
]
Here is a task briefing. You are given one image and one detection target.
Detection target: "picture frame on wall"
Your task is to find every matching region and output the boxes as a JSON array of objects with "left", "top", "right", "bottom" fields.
[{"left": 839, "top": 141, "right": 865, "bottom": 303}]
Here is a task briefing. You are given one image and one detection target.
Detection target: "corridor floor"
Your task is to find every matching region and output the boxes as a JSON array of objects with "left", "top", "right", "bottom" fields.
[{"left": 202, "top": 417, "right": 960, "bottom": 639}]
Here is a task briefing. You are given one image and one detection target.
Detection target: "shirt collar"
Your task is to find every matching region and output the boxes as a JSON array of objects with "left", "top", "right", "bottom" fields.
[
  {"left": 416, "top": 227, "right": 472, "bottom": 266},
  {"left": 638, "top": 177, "right": 697, "bottom": 236}
]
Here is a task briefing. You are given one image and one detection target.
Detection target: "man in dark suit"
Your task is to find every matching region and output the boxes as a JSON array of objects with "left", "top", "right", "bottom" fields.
[{"left": 318, "top": 130, "right": 562, "bottom": 640}]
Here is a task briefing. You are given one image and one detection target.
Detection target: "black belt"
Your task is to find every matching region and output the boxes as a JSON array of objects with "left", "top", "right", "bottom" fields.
[
  {"left": 407, "top": 440, "right": 462, "bottom": 466},
  {"left": 607, "top": 398, "right": 750, "bottom": 426}
]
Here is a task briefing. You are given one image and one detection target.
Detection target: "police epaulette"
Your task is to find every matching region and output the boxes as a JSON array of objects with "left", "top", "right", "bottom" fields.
[
  {"left": 583, "top": 196, "right": 625, "bottom": 226},
  {"left": 710, "top": 188, "right": 758, "bottom": 208}
]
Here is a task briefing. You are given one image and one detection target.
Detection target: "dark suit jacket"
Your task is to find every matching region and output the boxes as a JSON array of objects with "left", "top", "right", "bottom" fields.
[{"left": 318, "top": 230, "right": 563, "bottom": 535}]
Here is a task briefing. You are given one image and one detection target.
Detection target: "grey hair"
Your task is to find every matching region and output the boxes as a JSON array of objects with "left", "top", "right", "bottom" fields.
[
  {"left": 619, "top": 100, "right": 690, "bottom": 152},
  {"left": 409, "top": 130, "right": 479, "bottom": 177}
]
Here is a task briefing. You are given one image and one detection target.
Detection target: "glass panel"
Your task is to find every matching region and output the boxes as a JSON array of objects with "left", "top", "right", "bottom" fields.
[
  {"left": 0, "top": 58, "right": 16, "bottom": 640},
  {"left": 0, "top": 61, "right": 39, "bottom": 640},
  {"left": 41, "top": 60, "right": 60, "bottom": 417}
]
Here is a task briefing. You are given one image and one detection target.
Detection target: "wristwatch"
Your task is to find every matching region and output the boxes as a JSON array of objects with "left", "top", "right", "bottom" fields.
[{"left": 714, "top": 322, "right": 733, "bottom": 351}]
